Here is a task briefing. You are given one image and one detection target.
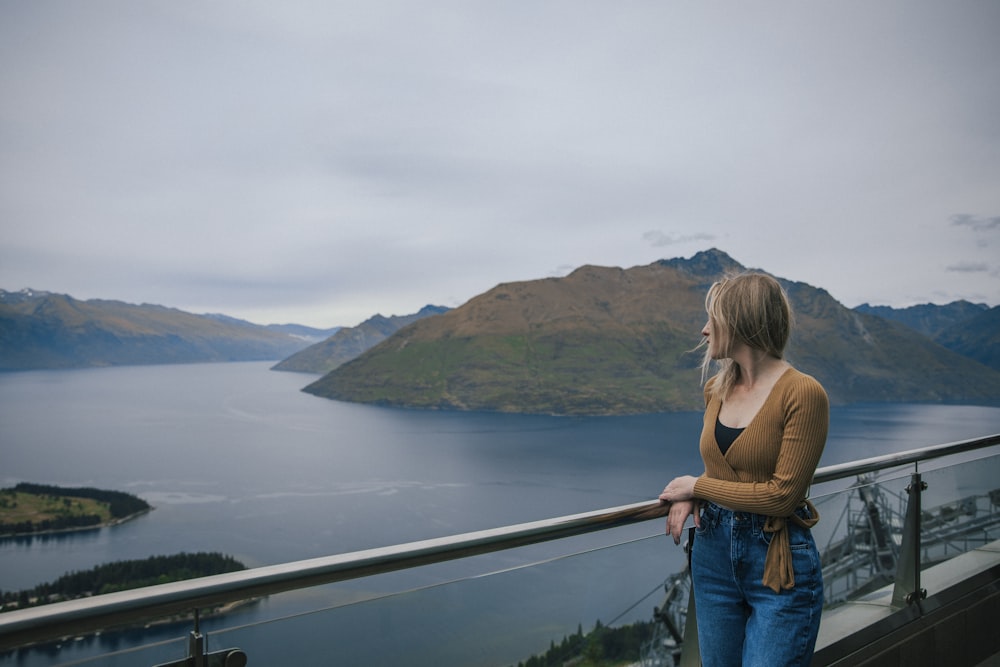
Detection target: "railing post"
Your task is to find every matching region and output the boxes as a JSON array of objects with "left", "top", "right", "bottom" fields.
[
  {"left": 891, "top": 471, "right": 928, "bottom": 609},
  {"left": 188, "top": 627, "right": 206, "bottom": 667},
  {"left": 679, "top": 526, "right": 700, "bottom": 667}
]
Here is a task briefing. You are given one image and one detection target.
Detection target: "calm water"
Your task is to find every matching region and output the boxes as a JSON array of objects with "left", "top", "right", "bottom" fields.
[{"left": 1, "top": 362, "right": 998, "bottom": 666}]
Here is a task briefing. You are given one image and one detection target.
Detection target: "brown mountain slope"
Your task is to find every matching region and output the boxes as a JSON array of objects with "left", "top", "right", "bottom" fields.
[{"left": 303, "top": 249, "right": 1000, "bottom": 415}]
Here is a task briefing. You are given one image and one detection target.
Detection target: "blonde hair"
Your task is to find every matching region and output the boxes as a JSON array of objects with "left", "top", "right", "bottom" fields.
[{"left": 700, "top": 272, "right": 792, "bottom": 400}]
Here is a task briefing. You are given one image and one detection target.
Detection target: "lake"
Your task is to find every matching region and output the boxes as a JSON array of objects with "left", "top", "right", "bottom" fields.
[{"left": 1, "top": 362, "right": 998, "bottom": 666}]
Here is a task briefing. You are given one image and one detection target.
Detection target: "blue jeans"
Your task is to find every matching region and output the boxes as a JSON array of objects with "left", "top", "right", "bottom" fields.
[{"left": 691, "top": 502, "right": 823, "bottom": 666}]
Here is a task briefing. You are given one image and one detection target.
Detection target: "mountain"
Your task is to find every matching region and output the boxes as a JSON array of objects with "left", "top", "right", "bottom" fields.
[
  {"left": 0, "top": 289, "right": 316, "bottom": 371},
  {"left": 854, "top": 301, "right": 988, "bottom": 339},
  {"left": 934, "top": 306, "right": 1000, "bottom": 372},
  {"left": 855, "top": 301, "right": 999, "bottom": 372},
  {"left": 272, "top": 305, "right": 449, "bottom": 374},
  {"left": 303, "top": 249, "right": 1000, "bottom": 415},
  {"left": 202, "top": 313, "right": 341, "bottom": 344},
  {"left": 264, "top": 323, "right": 342, "bottom": 342}
]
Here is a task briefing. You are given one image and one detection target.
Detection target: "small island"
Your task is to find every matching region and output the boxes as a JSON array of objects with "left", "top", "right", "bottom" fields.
[{"left": 0, "top": 483, "right": 151, "bottom": 537}]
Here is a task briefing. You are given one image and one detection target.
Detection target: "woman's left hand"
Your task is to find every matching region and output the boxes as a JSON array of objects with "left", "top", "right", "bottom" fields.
[
  {"left": 665, "top": 499, "right": 700, "bottom": 544},
  {"left": 659, "top": 475, "right": 697, "bottom": 503}
]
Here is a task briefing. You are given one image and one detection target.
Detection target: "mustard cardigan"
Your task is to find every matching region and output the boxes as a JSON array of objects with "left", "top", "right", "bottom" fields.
[{"left": 692, "top": 367, "right": 829, "bottom": 591}]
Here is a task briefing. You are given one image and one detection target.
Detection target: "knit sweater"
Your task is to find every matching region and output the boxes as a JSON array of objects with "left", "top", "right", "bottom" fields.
[{"left": 692, "top": 367, "right": 829, "bottom": 590}]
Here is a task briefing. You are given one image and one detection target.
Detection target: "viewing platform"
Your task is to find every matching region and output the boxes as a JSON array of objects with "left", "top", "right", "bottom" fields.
[{"left": 815, "top": 537, "right": 1000, "bottom": 665}]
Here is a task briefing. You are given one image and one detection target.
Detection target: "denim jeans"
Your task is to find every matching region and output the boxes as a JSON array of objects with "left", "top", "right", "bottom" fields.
[{"left": 691, "top": 502, "right": 823, "bottom": 666}]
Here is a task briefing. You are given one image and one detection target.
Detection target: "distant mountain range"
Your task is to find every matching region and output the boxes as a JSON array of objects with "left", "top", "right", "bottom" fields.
[
  {"left": 854, "top": 301, "right": 998, "bottom": 372},
  {"left": 272, "top": 305, "right": 450, "bottom": 374},
  {"left": 302, "top": 249, "right": 1000, "bottom": 415},
  {"left": 854, "top": 300, "right": 988, "bottom": 338},
  {"left": 0, "top": 289, "right": 331, "bottom": 371},
  {"left": 4, "top": 251, "right": 999, "bottom": 415}
]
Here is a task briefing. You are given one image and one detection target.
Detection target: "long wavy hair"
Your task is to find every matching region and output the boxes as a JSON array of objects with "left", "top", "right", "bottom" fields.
[{"left": 699, "top": 272, "right": 793, "bottom": 401}]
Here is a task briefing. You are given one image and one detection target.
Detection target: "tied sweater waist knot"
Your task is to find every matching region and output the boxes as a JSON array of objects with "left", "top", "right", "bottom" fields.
[{"left": 762, "top": 499, "right": 820, "bottom": 592}]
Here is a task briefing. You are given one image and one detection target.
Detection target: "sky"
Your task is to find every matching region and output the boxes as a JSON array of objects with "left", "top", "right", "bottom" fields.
[{"left": 1, "top": 2, "right": 998, "bottom": 328}]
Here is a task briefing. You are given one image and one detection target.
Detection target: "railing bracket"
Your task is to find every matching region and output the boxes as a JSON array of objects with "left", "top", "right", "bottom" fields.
[
  {"left": 152, "top": 610, "right": 247, "bottom": 667},
  {"left": 152, "top": 633, "right": 247, "bottom": 667}
]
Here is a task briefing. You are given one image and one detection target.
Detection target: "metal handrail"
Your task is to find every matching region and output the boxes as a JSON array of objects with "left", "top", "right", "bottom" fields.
[
  {"left": 0, "top": 500, "right": 670, "bottom": 649},
  {"left": 812, "top": 433, "right": 1000, "bottom": 484},
  {"left": 1, "top": 433, "right": 997, "bottom": 651}
]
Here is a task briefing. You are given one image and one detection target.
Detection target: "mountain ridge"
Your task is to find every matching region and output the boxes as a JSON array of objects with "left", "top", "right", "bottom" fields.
[
  {"left": 854, "top": 300, "right": 989, "bottom": 339},
  {"left": 855, "top": 300, "right": 999, "bottom": 372},
  {"left": 0, "top": 290, "right": 320, "bottom": 370},
  {"left": 272, "top": 305, "right": 450, "bottom": 374}
]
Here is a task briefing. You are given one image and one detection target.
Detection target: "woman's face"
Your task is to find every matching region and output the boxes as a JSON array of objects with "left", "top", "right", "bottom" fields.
[{"left": 702, "top": 316, "right": 726, "bottom": 359}]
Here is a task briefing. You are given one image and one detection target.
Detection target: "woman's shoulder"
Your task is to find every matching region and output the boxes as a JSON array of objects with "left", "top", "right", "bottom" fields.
[{"left": 778, "top": 367, "right": 828, "bottom": 403}]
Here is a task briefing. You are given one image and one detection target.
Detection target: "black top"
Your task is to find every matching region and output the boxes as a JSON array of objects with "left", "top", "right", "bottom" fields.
[{"left": 715, "top": 417, "right": 745, "bottom": 455}]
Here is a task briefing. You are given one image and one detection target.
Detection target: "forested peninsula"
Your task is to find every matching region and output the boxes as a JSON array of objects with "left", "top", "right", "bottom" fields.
[
  {"left": 0, "top": 552, "right": 246, "bottom": 613},
  {"left": 0, "top": 483, "right": 151, "bottom": 537}
]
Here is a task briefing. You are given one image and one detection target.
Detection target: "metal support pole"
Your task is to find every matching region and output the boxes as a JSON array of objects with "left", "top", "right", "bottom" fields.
[
  {"left": 891, "top": 472, "right": 928, "bottom": 609},
  {"left": 679, "top": 526, "right": 700, "bottom": 667},
  {"left": 188, "top": 628, "right": 206, "bottom": 667}
]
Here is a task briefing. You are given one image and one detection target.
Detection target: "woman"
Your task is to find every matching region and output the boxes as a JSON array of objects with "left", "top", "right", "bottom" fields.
[{"left": 659, "top": 272, "right": 828, "bottom": 666}]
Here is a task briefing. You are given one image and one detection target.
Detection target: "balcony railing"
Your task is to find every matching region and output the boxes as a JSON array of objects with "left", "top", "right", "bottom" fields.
[{"left": 2, "top": 433, "right": 998, "bottom": 666}]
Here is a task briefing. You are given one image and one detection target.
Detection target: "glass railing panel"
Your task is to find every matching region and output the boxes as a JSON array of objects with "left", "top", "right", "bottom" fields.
[
  {"left": 207, "top": 525, "right": 680, "bottom": 666},
  {"left": 811, "top": 468, "right": 914, "bottom": 607},
  {"left": 2, "top": 523, "right": 683, "bottom": 667},
  {"left": 917, "top": 452, "right": 1000, "bottom": 567},
  {"left": 0, "top": 632, "right": 187, "bottom": 667},
  {"left": 810, "top": 450, "right": 1000, "bottom": 609}
]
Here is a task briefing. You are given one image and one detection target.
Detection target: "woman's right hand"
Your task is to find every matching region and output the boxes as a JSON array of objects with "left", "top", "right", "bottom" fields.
[{"left": 666, "top": 499, "right": 700, "bottom": 545}]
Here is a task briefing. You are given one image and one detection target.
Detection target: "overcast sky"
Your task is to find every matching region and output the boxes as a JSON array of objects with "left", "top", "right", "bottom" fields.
[{"left": 2, "top": 2, "right": 998, "bottom": 328}]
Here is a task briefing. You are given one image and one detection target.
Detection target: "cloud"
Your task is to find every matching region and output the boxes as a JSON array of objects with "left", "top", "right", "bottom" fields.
[
  {"left": 950, "top": 214, "right": 1000, "bottom": 232},
  {"left": 642, "top": 231, "right": 717, "bottom": 248},
  {"left": 945, "top": 261, "right": 990, "bottom": 273}
]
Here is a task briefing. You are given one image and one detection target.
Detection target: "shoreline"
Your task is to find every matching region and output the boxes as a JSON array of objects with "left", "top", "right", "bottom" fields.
[{"left": 0, "top": 507, "right": 153, "bottom": 540}]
